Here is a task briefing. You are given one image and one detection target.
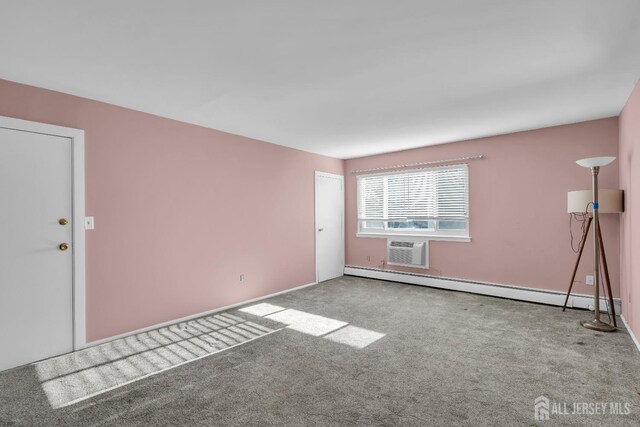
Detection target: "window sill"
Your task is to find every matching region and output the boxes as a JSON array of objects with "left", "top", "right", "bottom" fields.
[{"left": 356, "top": 233, "right": 472, "bottom": 242}]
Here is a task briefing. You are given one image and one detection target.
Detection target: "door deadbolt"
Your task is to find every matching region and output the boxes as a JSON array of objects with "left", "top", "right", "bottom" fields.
[
  {"left": 59, "top": 218, "right": 68, "bottom": 225},
  {"left": 59, "top": 243, "right": 69, "bottom": 251}
]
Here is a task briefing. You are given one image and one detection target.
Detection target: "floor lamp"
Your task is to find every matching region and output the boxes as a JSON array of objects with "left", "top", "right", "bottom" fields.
[
  {"left": 563, "top": 187, "right": 623, "bottom": 326},
  {"left": 565, "top": 156, "right": 619, "bottom": 332}
]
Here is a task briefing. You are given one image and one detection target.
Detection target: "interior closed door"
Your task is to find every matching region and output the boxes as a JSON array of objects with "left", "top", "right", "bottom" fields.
[
  {"left": 0, "top": 127, "right": 74, "bottom": 372},
  {"left": 315, "top": 172, "right": 345, "bottom": 282}
]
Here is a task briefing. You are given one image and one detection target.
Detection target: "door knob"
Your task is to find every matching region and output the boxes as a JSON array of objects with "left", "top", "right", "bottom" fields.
[
  {"left": 59, "top": 243, "right": 69, "bottom": 251},
  {"left": 318, "top": 228, "right": 324, "bottom": 232},
  {"left": 59, "top": 218, "right": 68, "bottom": 225}
]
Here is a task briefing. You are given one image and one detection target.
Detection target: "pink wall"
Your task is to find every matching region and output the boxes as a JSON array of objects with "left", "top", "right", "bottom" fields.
[
  {"left": 345, "top": 118, "right": 620, "bottom": 297},
  {"left": 619, "top": 80, "right": 640, "bottom": 337},
  {"left": 0, "top": 76, "right": 629, "bottom": 343},
  {"left": 0, "top": 79, "right": 343, "bottom": 342}
]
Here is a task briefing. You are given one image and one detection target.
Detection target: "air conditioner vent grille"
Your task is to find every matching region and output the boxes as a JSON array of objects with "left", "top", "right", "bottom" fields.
[
  {"left": 387, "top": 239, "right": 428, "bottom": 269},
  {"left": 390, "top": 241, "right": 414, "bottom": 248}
]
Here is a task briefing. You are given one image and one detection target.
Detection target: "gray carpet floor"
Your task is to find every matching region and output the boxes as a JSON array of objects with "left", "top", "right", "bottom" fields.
[{"left": 1, "top": 275, "right": 639, "bottom": 426}]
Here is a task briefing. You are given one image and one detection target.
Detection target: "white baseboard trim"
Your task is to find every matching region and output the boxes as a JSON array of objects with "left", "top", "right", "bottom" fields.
[
  {"left": 621, "top": 315, "right": 640, "bottom": 354},
  {"left": 80, "top": 281, "right": 317, "bottom": 350},
  {"left": 344, "top": 266, "right": 621, "bottom": 314}
]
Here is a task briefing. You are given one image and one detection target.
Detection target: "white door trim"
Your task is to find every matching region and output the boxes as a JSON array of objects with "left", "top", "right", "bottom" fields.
[
  {"left": 0, "top": 115, "right": 87, "bottom": 350},
  {"left": 314, "top": 171, "right": 345, "bottom": 283}
]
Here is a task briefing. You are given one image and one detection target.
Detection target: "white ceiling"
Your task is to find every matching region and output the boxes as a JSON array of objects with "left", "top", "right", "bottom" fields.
[{"left": 1, "top": 1, "right": 639, "bottom": 159}]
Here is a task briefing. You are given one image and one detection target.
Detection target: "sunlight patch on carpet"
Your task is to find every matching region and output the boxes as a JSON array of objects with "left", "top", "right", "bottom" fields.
[
  {"left": 35, "top": 314, "right": 282, "bottom": 409},
  {"left": 241, "top": 303, "right": 386, "bottom": 348},
  {"left": 324, "top": 325, "right": 386, "bottom": 349}
]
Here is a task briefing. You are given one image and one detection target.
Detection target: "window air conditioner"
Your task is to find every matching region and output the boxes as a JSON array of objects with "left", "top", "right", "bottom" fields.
[{"left": 387, "top": 239, "right": 428, "bottom": 269}]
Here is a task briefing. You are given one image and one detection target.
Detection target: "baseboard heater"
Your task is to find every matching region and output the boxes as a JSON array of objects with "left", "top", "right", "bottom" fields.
[{"left": 343, "top": 265, "right": 621, "bottom": 314}]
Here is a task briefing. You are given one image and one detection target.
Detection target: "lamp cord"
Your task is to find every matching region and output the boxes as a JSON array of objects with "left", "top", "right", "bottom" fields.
[{"left": 569, "top": 202, "right": 592, "bottom": 253}]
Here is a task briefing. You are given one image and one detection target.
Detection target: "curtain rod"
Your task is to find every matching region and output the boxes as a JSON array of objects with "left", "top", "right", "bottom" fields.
[{"left": 351, "top": 154, "right": 484, "bottom": 175}]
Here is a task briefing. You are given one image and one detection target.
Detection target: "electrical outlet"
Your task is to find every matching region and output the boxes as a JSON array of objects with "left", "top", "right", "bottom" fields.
[
  {"left": 585, "top": 275, "right": 594, "bottom": 285},
  {"left": 240, "top": 274, "right": 245, "bottom": 282},
  {"left": 366, "top": 255, "right": 371, "bottom": 261}
]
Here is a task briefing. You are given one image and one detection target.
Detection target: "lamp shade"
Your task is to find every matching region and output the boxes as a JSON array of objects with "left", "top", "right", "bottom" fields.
[
  {"left": 576, "top": 156, "right": 616, "bottom": 168},
  {"left": 567, "top": 189, "right": 624, "bottom": 213}
]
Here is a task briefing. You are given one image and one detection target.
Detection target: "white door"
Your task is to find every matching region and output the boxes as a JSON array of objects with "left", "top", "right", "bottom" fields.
[
  {"left": 315, "top": 172, "right": 344, "bottom": 282},
  {"left": 0, "top": 127, "right": 74, "bottom": 372}
]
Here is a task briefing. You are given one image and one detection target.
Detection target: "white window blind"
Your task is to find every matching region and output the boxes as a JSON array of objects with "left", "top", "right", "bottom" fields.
[{"left": 357, "top": 164, "right": 469, "bottom": 237}]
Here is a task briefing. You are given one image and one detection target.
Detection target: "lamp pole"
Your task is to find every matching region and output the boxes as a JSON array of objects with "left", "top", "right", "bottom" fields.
[
  {"left": 580, "top": 163, "right": 616, "bottom": 332},
  {"left": 592, "top": 166, "right": 602, "bottom": 321}
]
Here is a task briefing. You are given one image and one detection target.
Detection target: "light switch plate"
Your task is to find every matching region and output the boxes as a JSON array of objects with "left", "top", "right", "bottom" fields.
[
  {"left": 84, "top": 216, "right": 95, "bottom": 230},
  {"left": 585, "top": 275, "right": 594, "bottom": 285}
]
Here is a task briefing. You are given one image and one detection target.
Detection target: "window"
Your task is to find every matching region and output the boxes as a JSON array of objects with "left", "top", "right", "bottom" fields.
[{"left": 357, "top": 164, "right": 469, "bottom": 239}]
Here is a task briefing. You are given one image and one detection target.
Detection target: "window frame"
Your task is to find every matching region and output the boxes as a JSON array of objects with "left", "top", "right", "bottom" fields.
[{"left": 356, "top": 164, "right": 471, "bottom": 242}]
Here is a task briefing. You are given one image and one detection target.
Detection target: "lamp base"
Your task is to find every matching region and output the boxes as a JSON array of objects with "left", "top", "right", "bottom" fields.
[{"left": 580, "top": 318, "right": 617, "bottom": 332}]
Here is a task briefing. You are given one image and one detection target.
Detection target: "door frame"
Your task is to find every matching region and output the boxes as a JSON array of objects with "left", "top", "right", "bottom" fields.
[
  {"left": 0, "top": 115, "right": 87, "bottom": 350},
  {"left": 314, "top": 171, "right": 345, "bottom": 283}
]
